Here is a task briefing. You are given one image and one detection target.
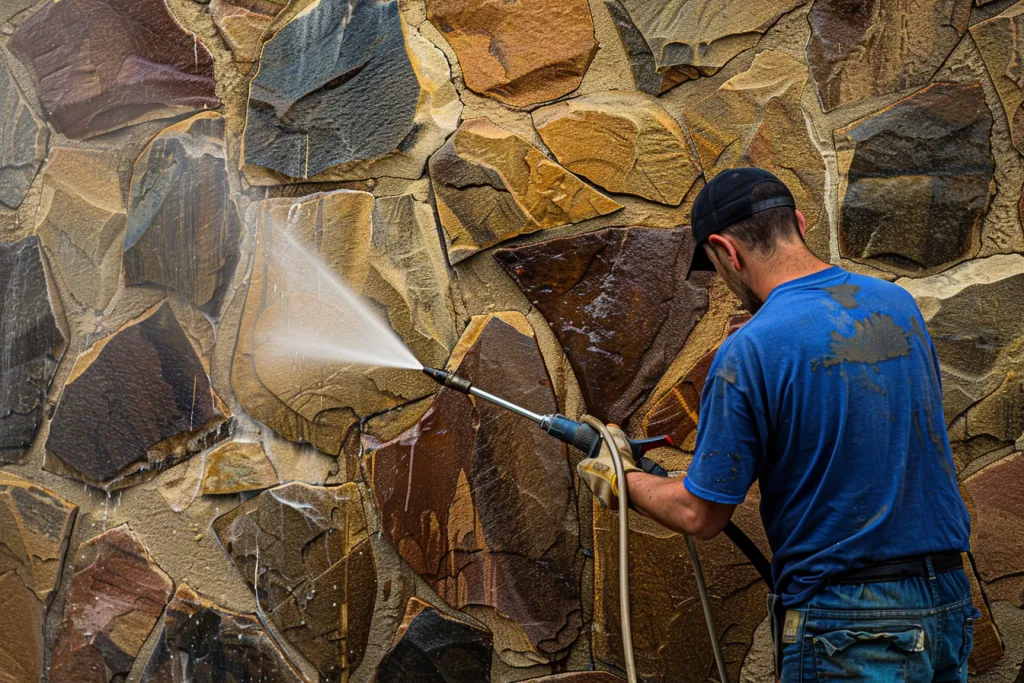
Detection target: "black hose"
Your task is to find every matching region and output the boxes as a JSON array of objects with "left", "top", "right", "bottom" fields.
[{"left": 723, "top": 521, "right": 774, "bottom": 592}]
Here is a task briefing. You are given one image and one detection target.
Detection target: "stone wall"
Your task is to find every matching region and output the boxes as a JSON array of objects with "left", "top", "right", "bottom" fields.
[{"left": 0, "top": 0, "right": 1022, "bottom": 680}]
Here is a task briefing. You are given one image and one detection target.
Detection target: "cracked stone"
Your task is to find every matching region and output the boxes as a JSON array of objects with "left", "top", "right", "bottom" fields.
[
  {"left": 242, "top": 0, "right": 460, "bottom": 183},
  {"left": 425, "top": 0, "right": 597, "bottom": 106},
  {"left": 532, "top": 91, "right": 701, "bottom": 206},
  {"left": 213, "top": 482, "right": 376, "bottom": 682},
  {"left": 0, "top": 472, "right": 77, "bottom": 683},
  {"left": 369, "top": 312, "right": 583, "bottom": 666},
  {"left": 0, "top": 52, "right": 47, "bottom": 210},
  {"left": 45, "top": 302, "right": 230, "bottom": 490},
  {"left": 230, "top": 190, "right": 458, "bottom": 456},
  {"left": 807, "top": 0, "right": 970, "bottom": 112},
  {"left": 680, "top": 50, "right": 827, "bottom": 254},
  {"left": 835, "top": 82, "right": 994, "bottom": 275},
  {"left": 0, "top": 236, "right": 67, "bottom": 463},
  {"left": 140, "top": 584, "right": 305, "bottom": 683},
  {"left": 972, "top": 5, "right": 1024, "bottom": 158},
  {"left": 200, "top": 440, "right": 279, "bottom": 495},
  {"left": 372, "top": 597, "right": 492, "bottom": 682},
  {"left": 212, "top": 0, "right": 286, "bottom": 65},
  {"left": 50, "top": 525, "right": 174, "bottom": 683},
  {"left": 494, "top": 227, "right": 709, "bottom": 426},
  {"left": 963, "top": 452, "right": 1024, "bottom": 606},
  {"left": 124, "top": 113, "right": 242, "bottom": 314},
  {"left": 7, "top": 0, "right": 219, "bottom": 139},
  {"left": 33, "top": 147, "right": 127, "bottom": 313},
  {"left": 430, "top": 117, "right": 622, "bottom": 264}
]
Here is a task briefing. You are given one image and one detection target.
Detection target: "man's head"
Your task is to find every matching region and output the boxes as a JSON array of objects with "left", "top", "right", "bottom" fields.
[{"left": 688, "top": 168, "right": 810, "bottom": 313}]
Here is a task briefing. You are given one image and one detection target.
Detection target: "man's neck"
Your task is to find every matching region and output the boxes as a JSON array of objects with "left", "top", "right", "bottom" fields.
[{"left": 748, "top": 246, "right": 832, "bottom": 303}]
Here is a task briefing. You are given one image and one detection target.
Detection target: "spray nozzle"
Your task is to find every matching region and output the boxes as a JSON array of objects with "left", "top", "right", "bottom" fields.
[{"left": 422, "top": 366, "right": 472, "bottom": 394}]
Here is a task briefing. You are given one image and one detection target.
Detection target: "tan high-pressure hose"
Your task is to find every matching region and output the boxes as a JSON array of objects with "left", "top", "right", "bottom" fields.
[{"left": 581, "top": 415, "right": 730, "bottom": 683}]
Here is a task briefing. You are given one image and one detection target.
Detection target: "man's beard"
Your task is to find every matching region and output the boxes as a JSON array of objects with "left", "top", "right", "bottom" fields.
[{"left": 738, "top": 282, "right": 764, "bottom": 314}]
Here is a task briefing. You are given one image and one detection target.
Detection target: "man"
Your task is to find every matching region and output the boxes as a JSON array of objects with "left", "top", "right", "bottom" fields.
[{"left": 579, "top": 168, "right": 977, "bottom": 681}]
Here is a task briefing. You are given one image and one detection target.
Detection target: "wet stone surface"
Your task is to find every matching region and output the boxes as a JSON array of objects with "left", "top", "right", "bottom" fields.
[
  {"left": 7, "top": 0, "right": 219, "bottom": 139},
  {"left": 494, "top": 227, "right": 709, "bottom": 426},
  {"left": 0, "top": 53, "right": 48, "bottom": 210},
  {"left": 199, "top": 440, "right": 279, "bottom": 495}
]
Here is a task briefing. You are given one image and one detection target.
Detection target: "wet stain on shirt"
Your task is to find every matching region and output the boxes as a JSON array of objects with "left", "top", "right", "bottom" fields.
[
  {"left": 824, "top": 284, "right": 861, "bottom": 309},
  {"left": 811, "top": 313, "right": 912, "bottom": 370}
]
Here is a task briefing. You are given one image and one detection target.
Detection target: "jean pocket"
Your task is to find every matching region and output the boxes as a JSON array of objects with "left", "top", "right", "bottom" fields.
[{"left": 813, "top": 626, "right": 925, "bottom": 681}]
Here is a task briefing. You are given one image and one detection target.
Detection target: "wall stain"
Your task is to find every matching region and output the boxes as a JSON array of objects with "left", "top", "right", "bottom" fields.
[
  {"left": 811, "top": 313, "right": 912, "bottom": 371},
  {"left": 824, "top": 284, "right": 861, "bottom": 309}
]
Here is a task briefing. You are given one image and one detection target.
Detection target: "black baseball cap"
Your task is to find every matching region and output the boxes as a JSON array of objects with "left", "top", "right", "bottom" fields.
[{"left": 687, "top": 168, "right": 796, "bottom": 276}]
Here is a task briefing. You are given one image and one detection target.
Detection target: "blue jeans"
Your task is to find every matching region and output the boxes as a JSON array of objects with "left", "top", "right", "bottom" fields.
[{"left": 781, "top": 566, "right": 980, "bottom": 681}]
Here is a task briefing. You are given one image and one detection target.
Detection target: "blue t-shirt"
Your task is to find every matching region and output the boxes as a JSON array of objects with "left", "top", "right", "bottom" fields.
[{"left": 684, "top": 266, "right": 970, "bottom": 606}]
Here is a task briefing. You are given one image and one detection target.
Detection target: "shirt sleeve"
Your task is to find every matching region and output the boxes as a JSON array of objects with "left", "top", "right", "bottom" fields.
[{"left": 683, "top": 347, "right": 766, "bottom": 505}]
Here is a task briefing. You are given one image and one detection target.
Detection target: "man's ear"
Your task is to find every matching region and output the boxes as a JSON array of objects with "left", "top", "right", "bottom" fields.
[
  {"left": 707, "top": 233, "right": 742, "bottom": 272},
  {"left": 795, "top": 209, "right": 807, "bottom": 238}
]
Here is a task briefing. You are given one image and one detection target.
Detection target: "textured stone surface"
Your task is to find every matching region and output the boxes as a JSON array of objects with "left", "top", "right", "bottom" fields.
[
  {"left": 639, "top": 315, "right": 750, "bottom": 450},
  {"left": 835, "top": 83, "right": 994, "bottom": 274},
  {"left": 522, "top": 675, "right": 625, "bottom": 682},
  {"left": 807, "top": 0, "right": 970, "bottom": 112},
  {"left": 425, "top": 0, "right": 597, "bottom": 106},
  {"left": 964, "top": 453, "right": 1024, "bottom": 605},
  {"left": 7, "top": 0, "right": 219, "bottom": 139},
  {"left": 200, "top": 440, "right": 278, "bottom": 494},
  {"left": 141, "top": 584, "right": 305, "bottom": 683},
  {"left": 607, "top": 0, "right": 805, "bottom": 90},
  {"left": 45, "top": 302, "right": 230, "bottom": 490},
  {"left": 124, "top": 113, "right": 241, "bottom": 314},
  {"left": 231, "top": 190, "right": 457, "bottom": 455},
  {"left": 50, "top": 525, "right": 174, "bottom": 683},
  {"left": 370, "top": 313, "right": 582, "bottom": 666},
  {"left": 431, "top": 118, "right": 622, "bottom": 264},
  {"left": 601, "top": 0, "right": 687, "bottom": 95},
  {"left": 594, "top": 485, "right": 770, "bottom": 682},
  {"left": 0, "top": 53, "right": 47, "bottom": 209},
  {"left": 33, "top": 147, "right": 127, "bottom": 313},
  {"left": 533, "top": 91, "right": 700, "bottom": 205},
  {"left": 243, "top": 0, "right": 460, "bottom": 183},
  {"left": 212, "top": 0, "right": 286, "bottom": 65},
  {"left": 961, "top": 538, "right": 1005, "bottom": 673},
  {"left": 973, "top": 5, "right": 1024, "bottom": 158},
  {"left": 0, "top": 472, "right": 77, "bottom": 683},
  {"left": 680, "top": 51, "right": 826, "bottom": 248},
  {"left": 494, "top": 227, "right": 708, "bottom": 425},
  {"left": 0, "top": 237, "right": 66, "bottom": 462},
  {"left": 213, "top": 482, "right": 376, "bottom": 682},
  {"left": 373, "top": 597, "right": 492, "bottom": 682}
]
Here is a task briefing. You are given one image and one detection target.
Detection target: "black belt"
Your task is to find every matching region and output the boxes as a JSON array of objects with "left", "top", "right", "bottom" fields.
[{"left": 830, "top": 551, "right": 963, "bottom": 585}]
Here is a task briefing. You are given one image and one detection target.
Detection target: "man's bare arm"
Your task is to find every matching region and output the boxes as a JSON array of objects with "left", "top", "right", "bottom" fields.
[{"left": 625, "top": 471, "right": 736, "bottom": 540}]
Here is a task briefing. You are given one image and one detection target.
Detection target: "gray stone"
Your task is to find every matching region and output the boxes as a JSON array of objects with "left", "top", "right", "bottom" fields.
[{"left": 0, "top": 53, "right": 47, "bottom": 210}]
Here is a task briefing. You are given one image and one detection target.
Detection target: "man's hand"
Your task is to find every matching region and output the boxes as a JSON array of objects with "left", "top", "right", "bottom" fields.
[{"left": 576, "top": 424, "right": 639, "bottom": 509}]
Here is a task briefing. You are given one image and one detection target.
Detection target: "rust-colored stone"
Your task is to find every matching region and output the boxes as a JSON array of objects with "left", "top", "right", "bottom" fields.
[
  {"left": 369, "top": 313, "right": 582, "bottom": 666},
  {"left": 372, "top": 597, "right": 492, "bottom": 682},
  {"left": 963, "top": 452, "right": 1024, "bottom": 605},
  {"left": 140, "top": 584, "right": 305, "bottom": 683},
  {"left": 45, "top": 302, "right": 230, "bottom": 490},
  {"left": 430, "top": 118, "right": 622, "bottom": 264},
  {"left": 124, "top": 113, "right": 242, "bottom": 314},
  {"left": 213, "top": 482, "right": 376, "bottom": 682},
  {"left": 533, "top": 91, "right": 700, "bottom": 205},
  {"left": 425, "top": 0, "right": 597, "bottom": 106},
  {"left": 494, "top": 227, "right": 709, "bottom": 425},
  {"left": 0, "top": 472, "right": 77, "bottom": 683},
  {"left": 0, "top": 52, "right": 47, "bottom": 209},
  {"left": 230, "top": 190, "right": 458, "bottom": 455},
  {"left": 835, "top": 83, "right": 994, "bottom": 275},
  {"left": 0, "top": 237, "right": 66, "bottom": 463},
  {"left": 807, "top": 0, "right": 971, "bottom": 112},
  {"left": 50, "top": 525, "right": 174, "bottom": 683},
  {"left": 7, "top": 0, "right": 219, "bottom": 139},
  {"left": 200, "top": 441, "right": 279, "bottom": 495}
]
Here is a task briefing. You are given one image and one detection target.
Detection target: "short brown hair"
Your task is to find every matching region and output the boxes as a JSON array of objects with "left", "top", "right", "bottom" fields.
[{"left": 719, "top": 181, "right": 801, "bottom": 255}]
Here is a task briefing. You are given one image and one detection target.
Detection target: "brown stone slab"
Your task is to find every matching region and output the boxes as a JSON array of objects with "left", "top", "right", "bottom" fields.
[
  {"left": 370, "top": 313, "right": 583, "bottom": 666},
  {"left": 140, "top": 584, "right": 305, "bottom": 683},
  {"left": 230, "top": 190, "right": 458, "bottom": 455},
  {"left": 963, "top": 452, "right": 1024, "bottom": 605},
  {"left": 7, "top": 0, "right": 219, "bottom": 139},
  {"left": 45, "top": 302, "right": 230, "bottom": 490},
  {"left": 213, "top": 482, "right": 376, "bottom": 682},
  {"left": 835, "top": 82, "right": 994, "bottom": 275},
  {"left": 0, "top": 236, "right": 67, "bottom": 462},
  {"left": 50, "top": 525, "right": 174, "bottom": 683},
  {"left": 200, "top": 440, "right": 279, "bottom": 495},
  {"left": 0, "top": 472, "right": 77, "bottom": 683},
  {"left": 372, "top": 597, "right": 492, "bottom": 682},
  {"left": 522, "top": 674, "right": 625, "bottom": 682},
  {"left": 973, "top": 5, "right": 1024, "bottom": 158},
  {"left": 533, "top": 91, "right": 701, "bottom": 205},
  {"left": 429, "top": 117, "right": 622, "bottom": 264},
  {"left": 0, "top": 52, "right": 47, "bottom": 210},
  {"left": 494, "top": 227, "right": 708, "bottom": 425},
  {"left": 807, "top": 0, "right": 970, "bottom": 112},
  {"left": 425, "top": 0, "right": 597, "bottom": 107},
  {"left": 211, "top": 0, "right": 286, "bottom": 64},
  {"left": 124, "top": 113, "right": 242, "bottom": 315}
]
